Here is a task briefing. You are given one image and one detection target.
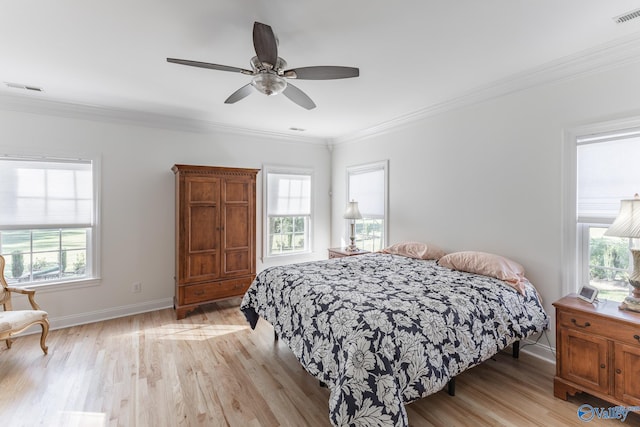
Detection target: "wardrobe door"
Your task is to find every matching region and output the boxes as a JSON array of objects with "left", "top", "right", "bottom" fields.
[
  {"left": 220, "top": 176, "right": 255, "bottom": 278},
  {"left": 183, "top": 176, "right": 220, "bottom": 283}
]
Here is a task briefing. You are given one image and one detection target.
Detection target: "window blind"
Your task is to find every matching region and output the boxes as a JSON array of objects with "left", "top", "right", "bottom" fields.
[
  {"left": 348, "top": 168, "right": 384, "bottom": 217},
  {"left": 577, "top": 135, "right": 640, "bottom": 222},
  {"left": 267, "top": 173, "right": 311, "bottom": 216},
  {"left": 0, "top": 158, "right": 93, "bottom": 229}
]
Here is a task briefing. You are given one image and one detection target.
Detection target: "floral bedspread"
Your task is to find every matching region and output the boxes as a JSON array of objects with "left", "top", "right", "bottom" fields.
[{"left": 240, "top": 253, "right": 548, "bottom": 426}]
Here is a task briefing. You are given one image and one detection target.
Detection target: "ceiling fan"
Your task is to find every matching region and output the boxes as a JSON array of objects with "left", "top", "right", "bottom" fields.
[{"left": 167, "top": 22, "right": 359, "bottom": 110}]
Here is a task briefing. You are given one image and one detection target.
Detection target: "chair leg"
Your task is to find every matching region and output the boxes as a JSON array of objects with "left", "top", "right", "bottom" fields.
[
  {"left": 5, "top": 338, "right": 12, "bottom": 349},
  {"left": 40, "top": 321, "right": 49, "bottom": 355}
]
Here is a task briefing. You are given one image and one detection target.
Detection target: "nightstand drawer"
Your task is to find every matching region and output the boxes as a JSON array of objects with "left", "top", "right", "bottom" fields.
[
  {"left": 558, "top": 310, "right": 640, "bottom": 346},
  {"left": 329, "top": 250, "right": 345, "bottom": 259}
]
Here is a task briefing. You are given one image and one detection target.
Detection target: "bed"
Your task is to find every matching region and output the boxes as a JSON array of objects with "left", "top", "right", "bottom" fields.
[{"left": 240, "top": 251, "right": 548, "bottom": 426}]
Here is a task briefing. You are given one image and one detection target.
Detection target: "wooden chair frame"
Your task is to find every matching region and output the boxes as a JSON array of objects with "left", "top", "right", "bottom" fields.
[{"left": 0, "top": 255, "right": 49, "bottom": 354}]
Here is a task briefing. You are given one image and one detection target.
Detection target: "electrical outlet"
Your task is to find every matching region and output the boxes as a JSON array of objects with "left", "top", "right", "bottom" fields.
[{"left": 132, "top": 282, "right": 142, "bottom": 293}]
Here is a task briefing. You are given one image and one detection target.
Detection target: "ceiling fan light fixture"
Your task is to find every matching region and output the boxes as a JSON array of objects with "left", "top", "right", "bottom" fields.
[{"left": 251, "top": 72, "right": 287, "bottom": 96}]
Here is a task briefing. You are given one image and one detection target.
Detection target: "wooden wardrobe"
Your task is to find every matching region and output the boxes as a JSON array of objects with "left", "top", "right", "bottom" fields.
[{"left": 172, "top": 165, "right": 259, "bottom": 319}]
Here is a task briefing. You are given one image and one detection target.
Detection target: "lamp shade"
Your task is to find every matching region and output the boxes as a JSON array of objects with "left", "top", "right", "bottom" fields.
[
  {"left": 605, "top": 194, "right": 640, "bottom": 238},
  {"left": 343, "top": 200, "right": 362, "bottom": 220}
]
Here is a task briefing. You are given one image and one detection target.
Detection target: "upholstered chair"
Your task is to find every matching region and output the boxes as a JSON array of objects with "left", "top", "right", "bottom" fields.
[{"left": 0, "top": 255, "right": 49, "bottom": 354}]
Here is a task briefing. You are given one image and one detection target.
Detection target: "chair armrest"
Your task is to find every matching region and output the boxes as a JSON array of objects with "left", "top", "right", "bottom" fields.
[
  {"left": 7, "top": 286, "right": 35, "bottom": 295},
  {"left": 6, "top": 287, "right": 42, "bottom": 310}
]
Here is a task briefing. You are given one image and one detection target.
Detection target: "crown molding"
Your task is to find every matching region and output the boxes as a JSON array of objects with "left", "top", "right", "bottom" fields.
[
  {"left": 331, "top": 32, "right": 640, "bottom": 146},
  {"left": 0, "top": 93, "right": 329, "bottom": 146}
]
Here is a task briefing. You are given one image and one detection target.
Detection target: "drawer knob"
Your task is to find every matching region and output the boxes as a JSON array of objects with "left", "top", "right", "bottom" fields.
[
  {"left": 601, "top": 364, "right": 606, "bottom": 369},
  {"left": 194, "top": 290, "right": 205, "bottom": 296},
  {"left": 570, "top": 318, "right": 590, "bottom": 328},
  {"left": 616, "top": 368, "right": 622, "bottom": 374},
  {"left": 634, "top": 334, "right": 640, "bottom": 343}
]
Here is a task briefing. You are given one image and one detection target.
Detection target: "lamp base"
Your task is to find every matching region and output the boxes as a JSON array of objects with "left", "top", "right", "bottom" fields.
[
  {"left": 619, "top": 295, "right": 640, "bottom": 313},
  {"left": 345, "top": 244, "right": 359, "bottom": 252},
  {"left": 620, "top": 249, "right": 640, "bottom": 312},
  {"left": 346, "top": 229, "right": 358, "bottom": 252}
]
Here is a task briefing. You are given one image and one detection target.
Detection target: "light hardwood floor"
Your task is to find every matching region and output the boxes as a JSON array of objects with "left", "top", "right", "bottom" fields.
[{"left": 1, "top": 298, "right": 638, "bottom": 427}]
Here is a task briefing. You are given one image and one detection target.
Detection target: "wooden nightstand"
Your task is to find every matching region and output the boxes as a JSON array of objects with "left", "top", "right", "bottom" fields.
[
  {"left": 553, "top": 294, "right": 640, "bottom": 407},
  {"left": 328, "top": 248, "right": 370, "bottom": 259}
]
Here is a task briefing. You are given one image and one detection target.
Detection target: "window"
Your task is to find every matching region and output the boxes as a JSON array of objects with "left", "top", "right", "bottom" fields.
[
  {"left": 0, "top": 156, "right": 99, "bottom": 286},
  {"left": 575, "top": 130, "right": 640, "bottom": 301},
  {"left": 265, "top": 168, "right": 312, "bottom": 257},
  {"left": 347, "top": 161, "right": 388, "bottom": 252}
]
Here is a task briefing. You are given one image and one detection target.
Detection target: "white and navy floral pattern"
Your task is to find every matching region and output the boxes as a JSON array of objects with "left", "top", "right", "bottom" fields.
[{"left": 241, "top": 253, "right": 548, "bottom": 427}]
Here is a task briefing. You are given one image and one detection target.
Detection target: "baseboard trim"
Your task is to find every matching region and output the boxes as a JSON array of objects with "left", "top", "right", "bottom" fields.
[
  {"left": 48, "top": 298, "right": 174, "bottom": 330},
  {"left": 520, "top": 335, "right": 557, "bottom": 365}
]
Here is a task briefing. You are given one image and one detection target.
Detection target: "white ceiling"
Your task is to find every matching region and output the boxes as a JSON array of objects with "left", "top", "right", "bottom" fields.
[{"left": 2, "top": 1, "right": 640, "bottom": 141}]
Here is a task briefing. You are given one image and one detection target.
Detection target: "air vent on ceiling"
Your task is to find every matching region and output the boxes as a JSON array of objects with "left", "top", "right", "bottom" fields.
[
  {"left": 4, "top": 82, "right": 43, "bottom": 92},
  {"left": 613, "top": 8, "right": 640, "bottom": 24}
]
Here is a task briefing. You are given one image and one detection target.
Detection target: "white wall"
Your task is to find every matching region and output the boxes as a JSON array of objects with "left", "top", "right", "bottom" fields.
[
  {"left": 331, "top": 60, "right": 640, "bottom": 354},
  {"left": 0, "top": 108, "right": 331, "bottom": 328},
  {"left": 5, "top": 58, "right": 640, "bottom": 349}
]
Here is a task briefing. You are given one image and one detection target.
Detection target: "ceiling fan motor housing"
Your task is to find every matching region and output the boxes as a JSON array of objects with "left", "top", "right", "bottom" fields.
[{"left": 250, "top": 56, "right": 287, "bottom": 73}]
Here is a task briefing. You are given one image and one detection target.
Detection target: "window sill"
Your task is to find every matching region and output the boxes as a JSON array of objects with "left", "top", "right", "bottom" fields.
[
  {"left": 16, "top": 277, "right": 102, "bottom": 294},
  {"left": 263, "top": 251, "right": 315, "bottom": 264}
]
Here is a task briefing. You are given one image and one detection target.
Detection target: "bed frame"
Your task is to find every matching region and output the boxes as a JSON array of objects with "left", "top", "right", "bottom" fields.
[{"left": 446, "top": 340, "right": 519, "bottom": 396}]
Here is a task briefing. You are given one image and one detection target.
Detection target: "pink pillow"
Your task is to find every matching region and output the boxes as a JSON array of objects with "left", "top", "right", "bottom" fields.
[
  {"left": 437, "top": 251, "right": 526, "bottom": 294},
  {"left": 382, "top": 241, "right": 446, "bottom": 260}
]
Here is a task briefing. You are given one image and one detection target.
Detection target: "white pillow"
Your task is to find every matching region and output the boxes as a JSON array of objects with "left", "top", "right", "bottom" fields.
[
  {"left": 437, "top": 251, "right": 526, "bottom": 294},
  {"left": 382, "top": 241, "right": 446, "bottom": 260}
]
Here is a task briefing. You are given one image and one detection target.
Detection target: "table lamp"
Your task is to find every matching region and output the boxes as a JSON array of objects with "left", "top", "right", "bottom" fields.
[
  {"left": 605, "top": 194, "right": 640, "bottom": 312},
  {"left": 343, "top": 200, "right": 362, "bottom": 252}
]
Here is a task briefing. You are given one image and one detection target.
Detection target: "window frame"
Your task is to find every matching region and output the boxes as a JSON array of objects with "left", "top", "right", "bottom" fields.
[
  {"left": 562, "top": 118, "right": 640, "bottom": 298},
  {"left": 263, "top": 165, "right": 314, "bottom": 259},
  {"left": 346, "top": 160, "right": 389, "bottom": 252},
  {"left": 0, "top": 154, "right": 101, "bottom": 290}
]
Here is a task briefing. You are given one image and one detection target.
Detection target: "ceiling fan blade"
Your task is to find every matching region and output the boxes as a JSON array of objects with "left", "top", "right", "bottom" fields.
[
  {"left": 253, "top": 22, "right": 278, "bottom": 68},
  {"left": 167, "top": 58, "right": 253, "bottom": 75},
  {"left": 224, "top": 84, "right": 255, "bottom": 104},
  {"left": 282, "top": 83, "right": 316, "bottom": 110},
  {"left": 283, "top": 66, "right": 359, "bottom": 80}
]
